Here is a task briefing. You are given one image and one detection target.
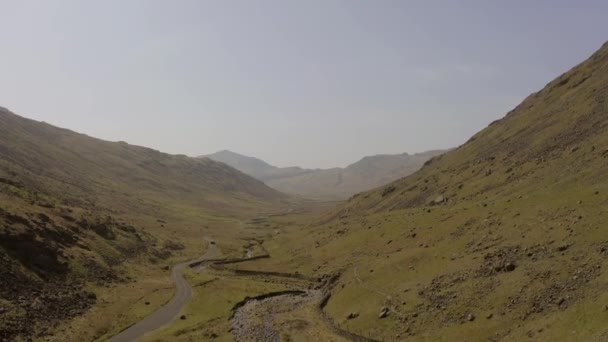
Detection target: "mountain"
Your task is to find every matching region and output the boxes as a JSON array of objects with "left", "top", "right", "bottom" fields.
[
  {"left": 256, "top": 42, "right": 608, "bottom": 340},
  {"left": 266, "top": 150, "right": 447, "bottom": 200},
  {"left": 0, "top": 108, "right": 286, "bottom": 340},
  {"left": 204, "top": 150, "right": 447, "bottom": 200},
  {"left": 203, "top": 150, "right": 312, "bottom": 182}
]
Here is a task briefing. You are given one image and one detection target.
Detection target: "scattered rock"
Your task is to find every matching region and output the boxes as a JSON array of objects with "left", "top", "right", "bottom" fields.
[
  {"left": 504, "top": 262, "right": 516, "bottom": 272},
  {"left": 379, "top": 306, "right": 390, "bottom": 319},
  {"left": 382, "top": 185, "right": 396, "bottom": 197},
  {"left": 346, "top": 312, "right": 359, "bottom": 320},
  {"left": 467, "top": 313, "right": 476, "bottom": 322},
  {"left": 431, "top": 195, "right": 447, "bottom": 205}
]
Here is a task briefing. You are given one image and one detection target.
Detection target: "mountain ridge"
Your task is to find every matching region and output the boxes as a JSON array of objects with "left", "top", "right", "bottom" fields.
[{"left": 204, "top": 149, "right": 447, "bottom": 200}]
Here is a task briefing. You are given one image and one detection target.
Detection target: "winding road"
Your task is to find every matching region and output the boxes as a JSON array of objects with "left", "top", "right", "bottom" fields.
[{"left": 107, "top": 240, "right": 219, "bottom": 342}]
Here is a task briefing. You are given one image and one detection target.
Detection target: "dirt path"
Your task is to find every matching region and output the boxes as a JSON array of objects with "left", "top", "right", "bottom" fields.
[{"left": 107, "top": 241, "right": 219, "bottom": 342}]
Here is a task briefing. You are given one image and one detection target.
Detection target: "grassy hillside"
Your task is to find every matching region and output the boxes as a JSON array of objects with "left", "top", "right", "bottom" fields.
[
  {"left": 0, "top": 109, "right": 287, "bottom": 341},
  {"left": 247, "top": 41, "right": 608, "bottom": 340}
]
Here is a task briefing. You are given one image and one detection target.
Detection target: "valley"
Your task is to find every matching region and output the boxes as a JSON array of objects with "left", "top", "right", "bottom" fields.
[
  {"left": 0, "top": 10, "right": 607, "bottom": 342},
  {"left": 92, "top": 41, "right": 608, "bottom": 341}
]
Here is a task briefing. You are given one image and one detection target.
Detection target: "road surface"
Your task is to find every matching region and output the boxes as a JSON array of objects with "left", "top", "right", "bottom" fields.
[{"left": 107, "top": 241, "right": 219, "bottom": 342}]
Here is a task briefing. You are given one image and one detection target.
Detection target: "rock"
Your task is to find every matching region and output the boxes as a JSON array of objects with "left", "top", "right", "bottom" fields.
[
  {"left": 486, "top": 313, "right": 493, "bottom": 319},
  {"left": 0, "top": 307, "right": 5, "bottom": 314},
  {"left": 379, "top": 307, "right": 390, "bottom": 319},
  {"left": 346, "top": 312, "right": 359, "bottom": 320},
  {"left": 431, "top": 195, "right": 447, "bottom": 205},
  {"left": 145, "top": 301, "right": 150, "bottom": 305},
  {"left": 504, "top": 262, "right": 516, "bottom": 272},
  {"left": 557, "top": 244, "right": 570, "bottom": 252},
  {"left": 180, "top": 315, "right": 187, "bottom": 320},
  {"left": 466, "top": 313, "right": 476, "bottom": 322},
  {"left": 382, "top": 185, "right": 396, "bottom": 197}
]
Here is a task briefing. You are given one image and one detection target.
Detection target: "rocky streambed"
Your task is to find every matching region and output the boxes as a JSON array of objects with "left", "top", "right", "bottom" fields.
[{"left": 231, "top": 290, "right": 322, "bottom": 342}]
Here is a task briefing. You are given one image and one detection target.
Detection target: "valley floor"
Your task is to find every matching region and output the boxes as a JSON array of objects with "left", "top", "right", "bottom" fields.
[{"left": 39, "top": 189, "right": 608, "bottom": 342}]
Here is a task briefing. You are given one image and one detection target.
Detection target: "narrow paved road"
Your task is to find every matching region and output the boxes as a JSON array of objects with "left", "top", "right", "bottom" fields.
[{"left": 107, "top": 241, "right": 219, "bottom": 342}]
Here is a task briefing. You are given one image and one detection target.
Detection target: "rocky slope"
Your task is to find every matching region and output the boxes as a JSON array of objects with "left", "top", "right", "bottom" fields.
[
  {"left": 0, "top": 108, "right": 286, "bottom": 340},
  {"left": 258, "top": 41, "right": 608, "bottom": 340}
]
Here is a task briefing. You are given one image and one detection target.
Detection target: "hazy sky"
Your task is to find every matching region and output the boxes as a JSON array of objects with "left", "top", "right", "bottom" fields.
[{"left": 1, "top": 1, "right": 607, "bottom": 168}]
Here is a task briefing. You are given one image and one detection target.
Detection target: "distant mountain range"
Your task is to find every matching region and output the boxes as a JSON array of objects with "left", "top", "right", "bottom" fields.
[{"left": 203, "top": 149, "right": 447, "bottom": 200}]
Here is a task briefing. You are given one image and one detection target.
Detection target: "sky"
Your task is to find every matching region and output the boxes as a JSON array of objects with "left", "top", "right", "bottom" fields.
[{"left": 1, "top": 1, "right": 607, "bottom": 168}]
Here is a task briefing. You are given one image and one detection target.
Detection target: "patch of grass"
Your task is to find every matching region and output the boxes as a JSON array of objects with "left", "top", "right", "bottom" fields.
[{"left": 141, "top": 273, "right": 290, "bottom": 341}]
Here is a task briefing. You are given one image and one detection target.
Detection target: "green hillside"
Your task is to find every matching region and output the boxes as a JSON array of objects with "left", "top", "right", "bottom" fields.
[
  {"left": 0, "top": 109, "right": 287, "bottom": 341},
  {"left": 250, "top": 41, "right": 608, "bottom": 341}
]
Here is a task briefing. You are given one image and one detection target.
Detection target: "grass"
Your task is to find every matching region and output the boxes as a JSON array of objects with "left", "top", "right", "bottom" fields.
[
  {"left": 246, "top": 40, "right": 608, "bottom": 336},
  {"left": 140, "top": 272, "right": 290, "bottom": 341},
  {"left": 0, "top": 107, "right": 295, "bottom": 341}
]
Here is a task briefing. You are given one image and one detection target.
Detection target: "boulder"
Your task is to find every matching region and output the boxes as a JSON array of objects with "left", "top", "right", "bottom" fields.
[{"left": 431, "top": 195, "right": 447, "bottom": 205}]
